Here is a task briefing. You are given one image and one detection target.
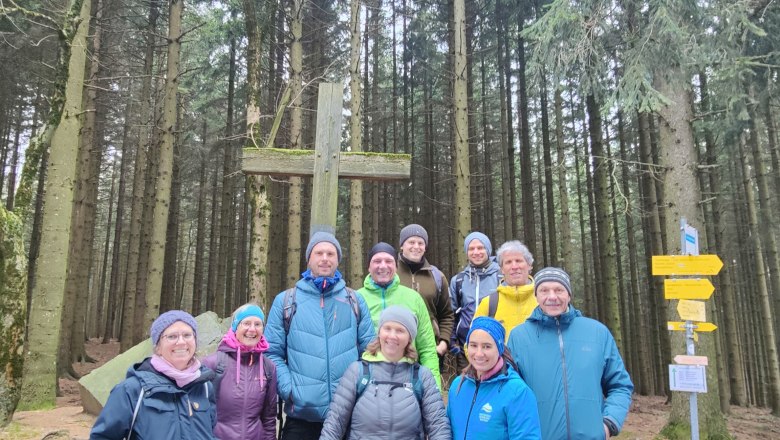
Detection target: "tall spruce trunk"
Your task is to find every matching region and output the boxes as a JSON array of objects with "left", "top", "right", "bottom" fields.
[
  {"left": 19, "top": 0, "right": 91, "bottom": 410},
  {"left": 656, "top": 72, "right": 728, "bottom": 435},
  {"left": 286, "top": 0, "right": 304, "bottom": 284},
  {"left": 142, "top": 0, "right": 184, "bottom": 331},
  {"left": 452, "top": 0, "right": 471, "bottom": 269},
  {"left": 553, "top": 90, "right": 573, "bottom": 271},
  {"left": 119, "top": 0, "right": 159, "bottom": 350},
  {"left": 586, "top": 95, "right": 622, "bottom": 349},
  {"left": 348, "top": 0, "right": 364, "bottom": 286}
]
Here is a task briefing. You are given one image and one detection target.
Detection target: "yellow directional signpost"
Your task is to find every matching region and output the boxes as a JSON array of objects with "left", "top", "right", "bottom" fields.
[
  {"left": 676, "top": 300, "right": 706, "bottom": 322},
  {"left": 652, "top": 219, "right": 722, "bottom": 440},
  {"left": 652, "top": 255, "right": 723, "bottom": 276},
  {"left": 664, "top": 279, "right": 715, "bottom": 300}
]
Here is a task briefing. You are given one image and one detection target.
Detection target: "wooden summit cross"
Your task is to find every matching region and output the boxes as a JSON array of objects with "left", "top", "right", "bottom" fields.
[{"left": 242, "top": 82, "right": 411, "bottom": 234}]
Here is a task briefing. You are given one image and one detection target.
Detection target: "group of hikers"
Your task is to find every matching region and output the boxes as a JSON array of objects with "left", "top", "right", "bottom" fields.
[{"left": 89, "top": 225, "right": 634, "bottom": 439}]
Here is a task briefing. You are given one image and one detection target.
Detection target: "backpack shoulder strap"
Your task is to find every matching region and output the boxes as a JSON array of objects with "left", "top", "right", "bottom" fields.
[
  {"left": 488, "top": 292, "right": 499, "bottom": 318},
  {"left": 410, "top": 363, "right": 423, "bottom": 404},
  {"left": 345, "top": 287, "right": 361, "bottom": 321},
  {"left": 430, "top": 266, "right": 443, "bottom": 292},
  {"left": 282, "top": 287, "right": 297, "bottom": 335},
  {"left": 212, "top": 351, "right": 228, "bottom": 397},
  {"left": 355, "top": 360, "right": 371, "bottom": 400},
  {"left": 126, "top": 387, "right": 144, "bottom": 440}
]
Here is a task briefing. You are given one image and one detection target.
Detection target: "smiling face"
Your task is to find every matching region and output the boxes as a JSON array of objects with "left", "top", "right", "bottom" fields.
[
  {"left": 535, "top": 281, "right": 571, "bottom": 317},
  {"left": 400, "top": 236, "right": 426, "bottom": 263},
  {"left": 500, "top": 250, "right": 531, "bottom": 286},
  {"left": 379, "top": 321, "right": 411, "bottom": 362},
  {"left": 236, "top": 316, "right": 264, "bottom": 347},
  {"left": 307, "top": 242, "right": 339, "bottom": 277},
  {"left": 369, "top": 252, "right": 397, "bottom": 285},
  {"left": 154, "top": 321, "right": 196, "bottom": 370},
  {"left": 467, "top": 239, "right": 489, "bottom": 266},
  {"left": 466, "top": 329, "right": 500, "bottom": 379}
]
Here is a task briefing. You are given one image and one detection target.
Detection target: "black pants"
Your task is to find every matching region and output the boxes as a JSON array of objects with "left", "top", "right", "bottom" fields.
[{"left": 281, "top": 416, "right": 324, "bottom": 440}]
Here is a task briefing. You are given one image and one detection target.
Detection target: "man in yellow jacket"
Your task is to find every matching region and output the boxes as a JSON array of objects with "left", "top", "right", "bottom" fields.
[{"left": 474, "top": 240, "right": 535, "bottom": 340}]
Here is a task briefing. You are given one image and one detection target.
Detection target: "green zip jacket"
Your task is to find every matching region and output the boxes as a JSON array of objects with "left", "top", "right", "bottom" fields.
[{"left": 357, "top": 274, "right": 442, "bottom": 389}]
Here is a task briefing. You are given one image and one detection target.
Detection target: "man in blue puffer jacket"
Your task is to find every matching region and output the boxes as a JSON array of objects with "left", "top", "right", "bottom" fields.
[
  {"left": 507, "top": 267, "right": 633, "bottom": 440},
  {"left": 265, "top": 231, "right": 375, "bottom": 439}
]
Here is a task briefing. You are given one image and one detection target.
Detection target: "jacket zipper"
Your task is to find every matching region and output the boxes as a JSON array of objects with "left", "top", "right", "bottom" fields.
[
  {"left": 556, "top": 318, "right": 571, "bottom": 440},
  {"left": 462, "top": 380, "right": 480, "bottom": 440},
  {"left": 322, "top": 293, "right": 332, "bottom": 402}
]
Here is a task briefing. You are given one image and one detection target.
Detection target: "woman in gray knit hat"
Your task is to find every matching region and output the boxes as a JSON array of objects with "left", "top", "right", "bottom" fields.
[
  {"left": 320, "top": 306, "right": 451, "bottom": 440},
  {"left": 91, "top": 310, "right": 217, "bottom": 439}
]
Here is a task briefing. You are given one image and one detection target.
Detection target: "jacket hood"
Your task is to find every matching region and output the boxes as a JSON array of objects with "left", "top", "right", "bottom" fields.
[{"left": 527, "top": 305, "right": 582, "bottom": 326}]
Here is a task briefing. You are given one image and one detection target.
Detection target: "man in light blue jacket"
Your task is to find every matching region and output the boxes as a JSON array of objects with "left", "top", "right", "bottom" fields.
[
  {"left": 265, "top": 232, "right": 375, "bottom": 439},
  {"left": 507, "top": 267, "right": 633, "bottom": 440}
]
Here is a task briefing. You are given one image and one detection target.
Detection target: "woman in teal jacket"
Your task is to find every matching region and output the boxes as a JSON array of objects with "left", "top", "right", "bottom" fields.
[{"left": 447, "top": 317, "right": 541, "bottom": 440}]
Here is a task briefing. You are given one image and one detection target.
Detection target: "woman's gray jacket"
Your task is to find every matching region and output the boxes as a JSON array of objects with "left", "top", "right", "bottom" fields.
[{"left": 319, "top": 354, "right": 451, "bottom": 440}]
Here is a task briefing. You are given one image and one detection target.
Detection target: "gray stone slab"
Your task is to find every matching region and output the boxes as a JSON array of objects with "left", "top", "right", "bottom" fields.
[{"left": 79, "top": 311, "right": 229, "bottom": 415}]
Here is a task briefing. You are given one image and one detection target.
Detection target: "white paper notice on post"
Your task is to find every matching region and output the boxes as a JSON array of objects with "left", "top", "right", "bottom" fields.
[{"left": 669, "top": 364, "right": 707, "bottom": 393}]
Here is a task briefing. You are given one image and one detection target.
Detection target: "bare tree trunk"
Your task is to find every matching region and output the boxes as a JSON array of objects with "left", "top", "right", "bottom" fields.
[
  {"left": 553, "top": 90, "right": 573, "bottom": 271},
  {"left": 193, "top": 124, "right": 208, "bottom": 314},
  {"left": 452, "top": 0, "right": 471, "bottom": 269},
  {"left": 348, "top": 0, "right": 364, "bottom": 286},
  {"left": 586, "top": 94, "right": 622, "bottom": 349},
  {"left": 656, "top": 72, "right": 728, "bottom": 432},
  {"left": 286, "top": 0, "right": 304, "bottom": 285},
  {"left": 118, "top": 0, "right": 159, "bottom": 349},
  {"left": 142, "top": 0, "right": 184, "bottom": 331},
  {"left": 19, "top": 0, "right": 91, "bottom": 410}
]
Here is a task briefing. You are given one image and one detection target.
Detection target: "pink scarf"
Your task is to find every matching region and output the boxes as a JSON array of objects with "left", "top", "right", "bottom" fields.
[
  {"left": 150, "top": 355, "right": 202, "bottom": 388},
  {"left": 221, "top": 329, "right": 270, "bottom": 387},
  {"left": 479, "top": 357, "right": 505, "bottom": 381}
]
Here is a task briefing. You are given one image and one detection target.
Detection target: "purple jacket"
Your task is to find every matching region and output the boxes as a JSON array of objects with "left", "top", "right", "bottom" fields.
[{"left": 202, "top": 342, "right": 278, "bottom": 440}]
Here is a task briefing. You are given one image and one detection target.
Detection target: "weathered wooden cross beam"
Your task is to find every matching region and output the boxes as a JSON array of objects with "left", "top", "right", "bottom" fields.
[{"left": 242, "top": 82, "right": 411, "bottom": 234}]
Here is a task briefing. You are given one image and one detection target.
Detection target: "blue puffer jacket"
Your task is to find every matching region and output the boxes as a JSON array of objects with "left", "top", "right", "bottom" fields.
[
  {"left": 507, "top": 306, "right": 634, "bottom": 440},
  {"left": 265, "top": 277, "right": 375, "bottom": 422},
  {"left": 449, "top": 258, "right": 501, "bottom": 348},
  {"left": 447, "top": 361, "right": 541, "bottom": 440},
  {"left": 90, "top": 358, "right": 217, "bottom": 440}
]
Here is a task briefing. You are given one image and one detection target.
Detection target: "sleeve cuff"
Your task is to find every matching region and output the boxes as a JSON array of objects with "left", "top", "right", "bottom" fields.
[{"left": 604, "top": 417, "right": 619, "bottom": 436}]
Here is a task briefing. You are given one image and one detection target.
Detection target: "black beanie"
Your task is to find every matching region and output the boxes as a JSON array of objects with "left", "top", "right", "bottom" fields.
[{"left": 368, "top": 242, "right": 396, "bottom": 263}]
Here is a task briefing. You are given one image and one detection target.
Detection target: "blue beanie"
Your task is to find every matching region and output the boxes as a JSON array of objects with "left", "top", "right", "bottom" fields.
[
  {"left": 306, "top": 231, "right": 342, "bottom": 262},
  {"left": 467, "top": 316, "right": 505, "bottom": 355},
  {"left": 150, "top": 310, "right": 198, "bottom": 345},
  {"left": 231, "top": 303, "right": 265, "bottom": 332},
  {"left": 464, "top": 231, "right": 492, "bottom": 256}
]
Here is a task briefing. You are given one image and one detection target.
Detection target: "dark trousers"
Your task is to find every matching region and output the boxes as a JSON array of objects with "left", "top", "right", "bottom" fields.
[{"left": 281, "top": 416, "right": 324, "bottom": 440}]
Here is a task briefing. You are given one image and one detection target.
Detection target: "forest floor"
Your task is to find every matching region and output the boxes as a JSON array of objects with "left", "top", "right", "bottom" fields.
[{"left": 2, "top": 339, "right": 779, "bottom": 439}]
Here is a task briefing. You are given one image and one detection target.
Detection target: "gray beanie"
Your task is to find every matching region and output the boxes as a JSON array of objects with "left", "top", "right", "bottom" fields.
[
  {"left": 368, "top": 242, "right": 396, "bottom": 263},
  {"left": 379, "top": 305, "right": 418, "bottom": 341},
  {"left": 534, "top": 267, "right": 572, "bottom": 297},
  {"left": 464, "top": 231, "right": 492, "bottom": 256},
  {"left": 150, "top": 310, "right": 198, "bottom": 345},
  {"left": 399, "top": 224, "right": 429, "bottom": 247},
  {"left": 306, "top": 231, "right": 342, "bottom": 262}
]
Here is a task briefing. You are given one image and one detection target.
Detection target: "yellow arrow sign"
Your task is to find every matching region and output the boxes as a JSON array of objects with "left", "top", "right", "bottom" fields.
[
  {"left": 677, "top": 300, "right": 706, "bottom": 322},
  {"left": 652, "top": 255, "right": 723, "bottom": 276},
  {"left": 674, "top": 355, "right": 709, "bottom": 366},
  {"left": 664, "top": 279, "right": 715, "bottom": 300},
  {"left": 667, "top": 321, "right": 718, "bottom": 332}
]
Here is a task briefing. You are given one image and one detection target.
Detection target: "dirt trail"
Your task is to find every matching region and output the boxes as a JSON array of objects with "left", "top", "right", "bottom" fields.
[{"left": 2, "top": 339, "right": 778, "bottom": 439}]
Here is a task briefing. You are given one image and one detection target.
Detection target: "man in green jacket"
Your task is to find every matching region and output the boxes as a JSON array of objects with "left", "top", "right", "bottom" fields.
[{"left": 356, "top": 242, "right": 442, "bottom": 389}]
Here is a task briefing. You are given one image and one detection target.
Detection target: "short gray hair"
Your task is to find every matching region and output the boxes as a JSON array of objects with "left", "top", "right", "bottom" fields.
[{"left": 496, "top": 240, "right": 534, "bottom": 267}]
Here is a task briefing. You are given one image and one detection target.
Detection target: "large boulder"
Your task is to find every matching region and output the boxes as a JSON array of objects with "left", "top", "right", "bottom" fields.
[{"left": 79, "top": 311, "right": 229, "bottom": 415}]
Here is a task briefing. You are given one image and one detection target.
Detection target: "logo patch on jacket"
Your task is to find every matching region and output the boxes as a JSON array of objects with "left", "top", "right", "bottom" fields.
[{"left": 479, "top": 402, "right": 493, "bottom": 422}]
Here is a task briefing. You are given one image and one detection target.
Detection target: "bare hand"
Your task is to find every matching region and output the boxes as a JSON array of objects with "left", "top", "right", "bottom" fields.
[
  {"left": 604, "top": 423, "right": 611, "bottom": 439},
  {"left": 436, "top": 341, "right": 448, "bottom": 356}
]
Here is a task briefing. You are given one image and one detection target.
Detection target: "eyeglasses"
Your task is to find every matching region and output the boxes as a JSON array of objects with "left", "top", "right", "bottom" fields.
[{"left": 161, "top": 332, "right": 195, "bottom": 343}]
